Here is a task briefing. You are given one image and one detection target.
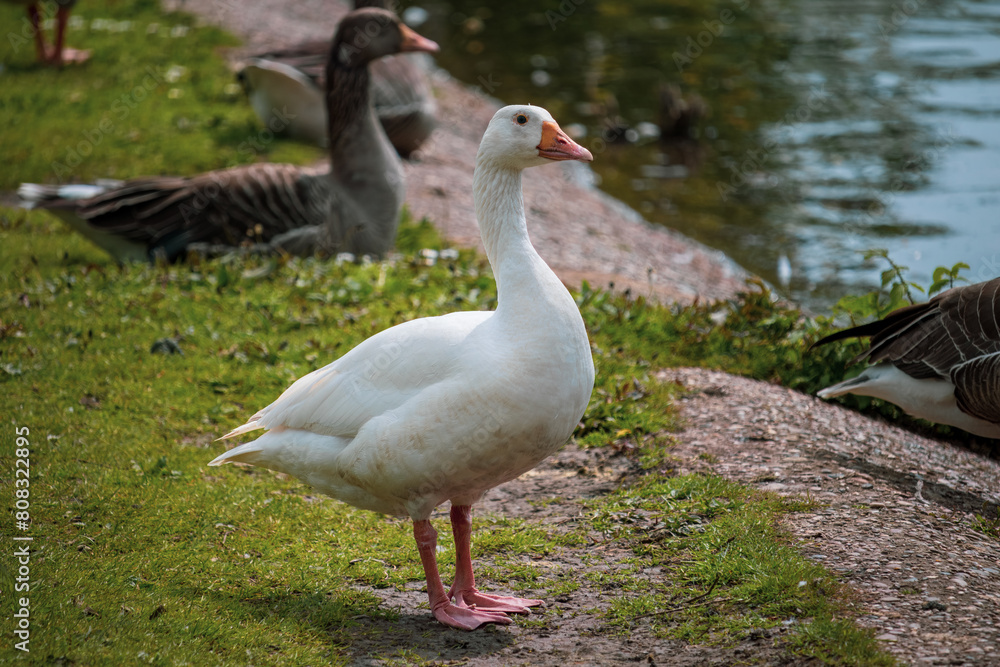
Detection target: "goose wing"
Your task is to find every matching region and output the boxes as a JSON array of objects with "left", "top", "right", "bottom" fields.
[
  {"left": 245, "top": 42, "right": 328, "bottom": 84},
  {"left": 37, "top": 163, "right": 330, "bottom": 260},
  {"left": 221, "top": 311, "right": 492, "bottom": 441},
  {"left": 814, "top": 278, "right": 1000, "bottom": 380},
  {"left": 952, "top": 351, "right": 1000, "bottom": 425}
]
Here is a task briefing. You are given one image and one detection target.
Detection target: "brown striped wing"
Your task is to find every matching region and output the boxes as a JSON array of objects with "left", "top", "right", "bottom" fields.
[
  {"left": 50, "top": 163, "right": 330, "bottom": 260},
  {"left": 814, "top": 278, "right": 1000, "bottom": 381},
  {"left": 864, "top": 278, "right": 1000, "bottom": 379},
  {"left": 952, "top": 352, "right": 1000, "bottom": 424}
]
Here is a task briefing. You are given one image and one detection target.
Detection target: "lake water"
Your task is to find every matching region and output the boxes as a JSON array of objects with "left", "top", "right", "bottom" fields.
[{"left": 413, "top": 0, "right": 1000, "bottom": 310}]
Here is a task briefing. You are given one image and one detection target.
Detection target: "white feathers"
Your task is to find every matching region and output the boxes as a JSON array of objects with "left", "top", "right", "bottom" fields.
[{"left": 210, "top": 105, "right": 596, "bottom": 521}]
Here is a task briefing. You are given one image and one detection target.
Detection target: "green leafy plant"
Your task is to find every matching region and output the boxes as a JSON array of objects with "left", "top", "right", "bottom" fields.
[{"left": 929, "top": 261, "right": 970, "bottom": 297}]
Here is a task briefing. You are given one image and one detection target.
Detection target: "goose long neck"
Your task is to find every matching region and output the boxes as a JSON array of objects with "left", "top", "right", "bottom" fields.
[
  {"left": 473, "top": 162, "right": 537, "bottom": 293},
  {"left": 326, "top": 59, "right": 371, "bottom": 153},
  {"left": 325, "top": 57, "right": 399, "bottom": 182}
]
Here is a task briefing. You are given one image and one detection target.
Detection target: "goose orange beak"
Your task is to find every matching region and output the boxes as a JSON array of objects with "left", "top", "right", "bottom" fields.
[
  {"left": 399, "top": 25, "right": 440, "bottom": 54},
  {"left": 537, "top": 121, "right": 593, "bottom": 162}
]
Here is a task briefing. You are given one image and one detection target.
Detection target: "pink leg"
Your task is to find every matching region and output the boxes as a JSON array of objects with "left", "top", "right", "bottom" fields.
[
  {"left": 51, "top": 6, "right": 90, "bottom": 65},
  {"left": 412, "top": 519, "right": 511, "bottom": 631},
  {"left": 28, "top": 4, "right": 49, "bottom": 63},
  {"left": 448, "top": 505, "right": 544, "bottom": 614}
]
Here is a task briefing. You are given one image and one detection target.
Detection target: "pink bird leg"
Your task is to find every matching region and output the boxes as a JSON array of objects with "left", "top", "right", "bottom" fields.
[
  {"left": 50, "top": 5, "right": 90, "bottom": 65},
  {"left": 448, "top": 505, "right": 544, "bottom": 614},
  {"left": 27, "top": 4, "right": 48, "bottom": 62},
  {"left": 413, "top": 518, "right": 511, "bottom": 631}
]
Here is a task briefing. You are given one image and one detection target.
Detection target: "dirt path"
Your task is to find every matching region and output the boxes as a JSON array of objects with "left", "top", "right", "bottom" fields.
[{"left": 339, "top": 444, "right": 803, "bottom": 666}]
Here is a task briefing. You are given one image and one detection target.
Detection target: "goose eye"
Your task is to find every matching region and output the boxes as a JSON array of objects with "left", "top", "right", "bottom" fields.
[{"left": 515, "top": 113, "right": 528, "bottom": 125}]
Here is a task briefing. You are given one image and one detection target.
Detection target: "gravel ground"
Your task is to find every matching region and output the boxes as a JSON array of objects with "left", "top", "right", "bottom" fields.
[{"left": 663, "top": 368, "right": 1000, "bottom": 666}]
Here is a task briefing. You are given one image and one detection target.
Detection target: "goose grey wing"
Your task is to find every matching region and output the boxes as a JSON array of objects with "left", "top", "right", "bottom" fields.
[
  {"left": 57, "top": 164, "right": 331, "bottom": 260},
  {"left": 865, "top": 279, "right": 1000, "bottom": 379},
  {"left": 952, "top": 351, "right": 1000, "bottom": 425},
  {"left": 248, "top": 41, "right": 328, "bottom": 84}
]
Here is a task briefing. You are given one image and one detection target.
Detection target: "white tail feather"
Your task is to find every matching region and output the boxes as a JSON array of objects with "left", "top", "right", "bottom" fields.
[
  {"left": 218, "top": 417, "right": 266, "bottom": 440},
  {"left": 208, "top": 440, "right": 264, "bottom": 466}
]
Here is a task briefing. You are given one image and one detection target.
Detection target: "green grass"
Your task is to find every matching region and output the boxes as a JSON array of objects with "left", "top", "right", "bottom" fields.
[
  {"left": 0, "top": 208, "right": 895, "bottom": 665},
  {"left": 0, "top": 1, "right": 900, "bottom": 663},
  {"left": 0, "top": 0, "right": 321, "bottom": 190},
  {"left": 585, "top": 474, "right": 894, "bottom": 664}
]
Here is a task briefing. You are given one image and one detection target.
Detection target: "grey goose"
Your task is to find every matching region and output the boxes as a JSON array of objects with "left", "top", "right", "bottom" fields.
[
  {"left": 18, "top": 8, "right": 438, "bottom": 262},
  {"left": 814, "top": 277, "right": 1000, "bottom": 439},
  {"left": 237, "top": 0, "right": 436, "bottom": 158}
]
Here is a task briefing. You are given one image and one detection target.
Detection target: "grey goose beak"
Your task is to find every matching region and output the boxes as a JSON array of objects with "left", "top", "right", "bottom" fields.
[{"left": 398, "top": 24, "right": 439, "bottom": 54}]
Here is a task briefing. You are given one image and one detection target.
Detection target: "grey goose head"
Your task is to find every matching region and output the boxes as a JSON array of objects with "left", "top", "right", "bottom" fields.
[{"left": 331, "top": 7, "right": 439, "bottom": 69}]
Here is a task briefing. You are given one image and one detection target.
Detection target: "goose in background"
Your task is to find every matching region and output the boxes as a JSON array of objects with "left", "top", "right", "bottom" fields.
[
  {"left": 18, "top": 8, "right": 438, "bottom": 262},
  {"left": 210, "top": 105, "right": 596, "bottom": 630},
  {"left": 4, "top": 0, "right": 90, "bottom": 65},
  {"left": 814, "top": 277, "right": 1000, "bottom": 439},
  {"left": 237, "top": 0, "right": 436, "bottom": 157},
  {"left": 658, "top": 83, "right": 707, "bottom": 141}
]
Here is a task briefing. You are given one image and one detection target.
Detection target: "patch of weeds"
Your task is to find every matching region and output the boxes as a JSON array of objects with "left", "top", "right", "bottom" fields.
[
  {"left": 583, "top": 474, "right": 895, "bottom": 664},
  {"left": 545, "top": 578, "right": 581, "bottom": 597},
  {"left": 586, "top": 567, "right": 645, "bottom": 592},
  {"left": 635, "top": 433, "right": 679, "bottom": 472},
  {"left": 517, "top": 615, "right": 555, "bottom": 630},
  {"left": 527, "top": 496, "right": 565, "bottom": 508},
  {"left": 394, "top": 210, "right": 449, "bottom": 254},
  {"left": 788, "top": 614, "right": 898, "bottom": 666},
  {"left": 380, "top": 649, "right": 438, "bottom": 667},
  {"left": 476, "top": 560, "right": 542, "bottom": 586},
  {"left": 971, "top": 506, "right": 1000, "bottom": 541},
  {"left": 577, "top": 374, "right": 679, "bottom": 448}
]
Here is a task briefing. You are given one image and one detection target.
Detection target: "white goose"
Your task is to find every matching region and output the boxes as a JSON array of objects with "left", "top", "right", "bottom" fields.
[
  {"left": 209, "top": 105, "right": 596, "bottom": 630},
  {"left": 814, "top": 277, "right": 1000, "bottom": 439}
]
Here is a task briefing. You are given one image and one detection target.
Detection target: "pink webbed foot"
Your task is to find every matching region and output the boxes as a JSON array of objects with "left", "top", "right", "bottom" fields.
[
  {"left": 431, "top": 601, "right": 512, "bottom": 631},
  {"left": 453, "top": 588, "right": 544, "bottom": 614},
  {"left": 56, "top": 47, "right": 92, "bottom": 65},
  {"left": 47, "top": 46, "right": 91, "bottom": 65}
]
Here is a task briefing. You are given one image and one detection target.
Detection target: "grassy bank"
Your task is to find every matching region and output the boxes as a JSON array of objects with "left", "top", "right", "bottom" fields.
[
  {"left": 1, "top": 207, "right": 892, "bottom": 665},
  {"left": 0, "top": 0, "right": 321, "bottom": 191}
]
